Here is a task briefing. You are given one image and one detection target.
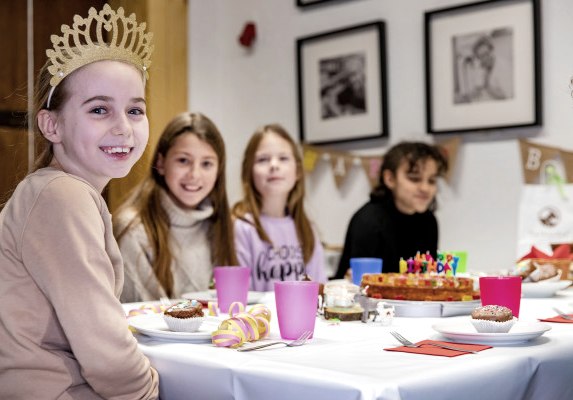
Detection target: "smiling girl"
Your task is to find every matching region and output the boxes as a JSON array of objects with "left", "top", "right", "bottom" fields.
[
  {"left": 114, "top": 112, "right": 237, "bottom": 302},
  {"left": 233, "top": 124, "right": 327, "bottom": 291},
  {"left": 335, "top": 141, "right": 448, "bottom": 278},
  {"left": 0, "top": 5, "right": 158, "bottom": 399}
]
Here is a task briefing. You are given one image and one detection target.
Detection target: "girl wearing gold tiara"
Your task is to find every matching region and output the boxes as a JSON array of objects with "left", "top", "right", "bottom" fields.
[{"left": 0, "top": 5, "right": 159, "bottom": 398}]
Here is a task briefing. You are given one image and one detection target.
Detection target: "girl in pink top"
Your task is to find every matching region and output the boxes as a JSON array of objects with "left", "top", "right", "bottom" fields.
[{"left": 233, "top": 124, "right": 327, "bottom": 291}]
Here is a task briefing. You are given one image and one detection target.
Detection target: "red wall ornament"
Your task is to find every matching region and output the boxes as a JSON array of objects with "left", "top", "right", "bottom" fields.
[{"left": 239, "top": 22, "right": 256, "bottom": 48}]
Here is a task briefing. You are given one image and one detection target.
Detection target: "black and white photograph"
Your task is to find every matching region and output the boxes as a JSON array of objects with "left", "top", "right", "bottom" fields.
[
  {"left": 320, "top": 53, "right": 367, "bottom": 119},
  {"left": 297, "top": 21, "right": 388, "bottom": 144},
  {"left": 425, "top": 0, "right": 541, "bottom": 134},
  {"left": 453, "top": 28, "right": 514, "bottom": 104}
]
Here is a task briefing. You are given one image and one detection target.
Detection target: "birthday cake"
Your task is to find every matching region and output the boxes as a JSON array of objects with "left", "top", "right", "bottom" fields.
[{"left": 362, "top": 273, "right": 476, "bottom": 301}]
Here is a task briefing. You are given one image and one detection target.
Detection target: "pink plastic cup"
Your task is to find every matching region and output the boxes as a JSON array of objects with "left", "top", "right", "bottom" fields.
[
  {"left": 214, "top": 266, "right": 251, "bottom": 313},
  {"left": 479, "top": 276, "right": 522, "bottom": 317},
  {"left": 274, "top": 281, "right": 319, "bottom": 340}
]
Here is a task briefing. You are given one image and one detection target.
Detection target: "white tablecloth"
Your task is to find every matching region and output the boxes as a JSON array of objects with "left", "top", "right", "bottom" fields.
[{"left": 125, "top": 290, "right": 573, "bottom": 400}]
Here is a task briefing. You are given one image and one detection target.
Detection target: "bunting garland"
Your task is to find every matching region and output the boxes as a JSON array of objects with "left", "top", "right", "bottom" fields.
[
  {"left": 301, "top": 136, "right": 460, "bottom": 189},
  {"left": 518, "top": 139, "right": 573, "bottom": 184}
]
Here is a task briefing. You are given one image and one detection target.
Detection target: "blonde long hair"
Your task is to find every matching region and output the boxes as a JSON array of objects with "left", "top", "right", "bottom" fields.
[
  {"left": 115, "top": 112, "right": 237, "bottom": 296},
  {"left": 232, "top": 124, "right": 315, "bottom": 264}
]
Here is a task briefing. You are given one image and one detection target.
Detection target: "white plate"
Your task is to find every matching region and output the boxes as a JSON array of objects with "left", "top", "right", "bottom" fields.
[
  {"left": 128, "top": 314, "right": 221, "bottom": 342},
  {"left": 432, "top": 320, "right": 551, "bottom": 345},
  {"left": 521, "top": 280, "right": 572, "bottom": 298},
  {"left": 182, "top": 290, "right": 265, "bottom": 305},
  {"left": 383, "top": 299, "right": 480, "bottom": 318}
]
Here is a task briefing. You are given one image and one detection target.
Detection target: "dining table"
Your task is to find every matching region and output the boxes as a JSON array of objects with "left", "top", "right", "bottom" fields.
[{"left": 124, "top": 287, "right": 573, "bottom": 400}]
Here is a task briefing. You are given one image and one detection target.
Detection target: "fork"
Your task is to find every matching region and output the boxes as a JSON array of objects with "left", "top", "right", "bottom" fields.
[
  {"left": 552, "top": 307, "right": 573, "bottom": 320},
  {"left": 237, "top": 331, "right": 312, "bottom": 352},
  {"left": 390, "top": 331, "right": 478, "bottom": 354}
]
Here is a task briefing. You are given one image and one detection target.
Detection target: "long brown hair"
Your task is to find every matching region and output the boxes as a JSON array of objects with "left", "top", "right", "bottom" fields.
[
  {"left": 115, "top": 112, "right": 237, "bottom": 296},
  {"left": 232, "top": 124, "right": 316, "bottom": 264}
]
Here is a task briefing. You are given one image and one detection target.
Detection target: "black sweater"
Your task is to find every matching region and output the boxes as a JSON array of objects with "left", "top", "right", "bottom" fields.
[{"left": 335, "top": 196, "right": 439, "bottom": 278}]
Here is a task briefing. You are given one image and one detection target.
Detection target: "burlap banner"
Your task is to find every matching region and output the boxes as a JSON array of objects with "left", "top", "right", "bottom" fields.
[
  {"left": 518, "top": 139, "right": 573, "bottom": 184},
  {"left": 436, "top": 136, "right": 461, "bottom": 183},
  {"left": 302, "top": 137, "right": 460, "bottom": 189}
]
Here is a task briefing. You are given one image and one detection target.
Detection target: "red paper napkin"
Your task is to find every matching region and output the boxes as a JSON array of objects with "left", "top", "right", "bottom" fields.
[
  {"left": 384, "top": 340, "right": 492, "bottom": 357},
  {"left": 539, "top": 314, "right": 573, "bottom": 323}
]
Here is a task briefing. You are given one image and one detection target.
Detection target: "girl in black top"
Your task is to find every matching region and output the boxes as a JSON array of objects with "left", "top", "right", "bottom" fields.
[{"left": 335, "top": 142, "right": 448, "bottom": 278}]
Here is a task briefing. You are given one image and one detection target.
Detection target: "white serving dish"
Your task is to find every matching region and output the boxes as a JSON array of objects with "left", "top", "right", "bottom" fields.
[
  {"left": 521, "top": 280, "right": 572, "bottom": 298},
  {"left": 383, "top": 299, "right": 480, "bottom": 318}
]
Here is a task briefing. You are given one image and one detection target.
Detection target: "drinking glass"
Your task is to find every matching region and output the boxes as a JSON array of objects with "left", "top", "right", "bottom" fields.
[
  {"left": 479, "top": 276, "right": 521, "bottom": 317},
  {"left": 350, "top": 258, "right": 383, "bottom": 286},
  {"left": 274, "top": 281, "right": 319, "bottom": 340},
  {"left": 214, "top": 266, "right": 251, "bottom": 313}
]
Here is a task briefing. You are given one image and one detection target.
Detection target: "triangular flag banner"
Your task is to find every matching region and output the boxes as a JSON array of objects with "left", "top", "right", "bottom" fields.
[
  {"left": 559, "top": 150, "right": 573, "bottom": 184},
  {"left": 361, "top": 157, "right": 383, "bottom": 189},
  {"left": 518, "top": 140, "right": 566, "bottom": 184},
  {"left": 436, "top": 136, "right": 461, "bottom": 184},
  {"left": 330, "top": 154, "right": 353, "bottom": 188},
  {"left": 302, "top": 147, "right": 319, "bottom": 173},
  {"left": 300, "top": 141, "right": 460, "bottom": 190}
]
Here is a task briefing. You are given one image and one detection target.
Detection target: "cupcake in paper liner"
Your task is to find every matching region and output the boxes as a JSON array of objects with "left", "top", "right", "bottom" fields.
[
  {"left": 163, "top": 300, "right": 205, "bottom": 332},
  {"left": 470, "top": 305, "right": 516, "bottom": 333}
]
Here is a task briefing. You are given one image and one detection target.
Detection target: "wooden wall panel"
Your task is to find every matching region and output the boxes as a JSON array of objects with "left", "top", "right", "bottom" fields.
[
  {"left": 0, "top": 1, "right": 27, "bottom": 112},
  {"left": 106, "top": 0, "right": 189, "bottom": 212}
]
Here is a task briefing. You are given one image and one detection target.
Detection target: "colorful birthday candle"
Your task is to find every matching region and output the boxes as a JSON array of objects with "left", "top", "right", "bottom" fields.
[
  {"left": 424, "top": 251, "right": 434, "bottom": 263},
  {"left": 436, "top": 261, "right": 444, "bottom": 274},
  {"left": 427, "top": 260, "right": 437, "bottom": 273},
  {"left": 444, "top": 262, "right": 452, "bottom": 276},
  {"left": 399, "top": 258, "right": 407, "bottom": 274},
  {"left": 452, "top": 256, "right": 459, "bottom": 276},
  {"left": 407, "top": 258, "right": 414, "bottom": 273},
  {"left": 414, "top": 259, "right": 421, "bottom": 273}
]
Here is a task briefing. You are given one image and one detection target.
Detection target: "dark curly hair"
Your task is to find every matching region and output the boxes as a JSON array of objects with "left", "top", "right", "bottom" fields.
[{"left": 371, "top": 142, "right": 448, "bottom": 211}]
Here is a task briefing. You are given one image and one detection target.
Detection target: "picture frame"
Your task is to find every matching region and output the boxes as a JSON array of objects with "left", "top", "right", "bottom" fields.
[
  {"left": 297, "top": 21, "right": 388, "bottom": 144},
  {"left": 296, "top": 0, "right": 345, "bottom": 8},
  {"left": 425, "top": 0, "right": 542, "bottom": 134}
]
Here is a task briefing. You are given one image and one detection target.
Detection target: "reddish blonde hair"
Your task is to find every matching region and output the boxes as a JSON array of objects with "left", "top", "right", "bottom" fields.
[{"left": 232, "top": 124, "right": 316, "bottom": 263}]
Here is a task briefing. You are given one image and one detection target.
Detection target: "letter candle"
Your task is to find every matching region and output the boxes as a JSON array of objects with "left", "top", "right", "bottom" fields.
[
  {"left": 399, "top": 258, "right": 407, "bottom": 274},
  {"left": 400, "top": 251, "right": 460, "bottom": 276}
]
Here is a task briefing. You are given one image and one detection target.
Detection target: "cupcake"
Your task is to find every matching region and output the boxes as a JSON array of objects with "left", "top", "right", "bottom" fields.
[
  {"left": 163, "top": 300, "right": 205, "bottom": 332},
  {"left": 470, "top": 305, "right": 516, "bottom": 333}
]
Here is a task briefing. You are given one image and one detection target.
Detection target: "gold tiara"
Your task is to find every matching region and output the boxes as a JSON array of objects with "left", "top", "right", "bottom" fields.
[{"left": 46, "top": 4, "right": 154, "bottom": 89}]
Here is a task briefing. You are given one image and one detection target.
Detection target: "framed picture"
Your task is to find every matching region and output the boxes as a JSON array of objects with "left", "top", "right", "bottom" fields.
[
  {"left": 425, "top": 0, "right": 541, "bottom": 134},
  {"left": 296, "top": 0, "right": 345, "bottom": 8},
  {"left": 297, "top": 21, "right": 388, "bottom": 144}
]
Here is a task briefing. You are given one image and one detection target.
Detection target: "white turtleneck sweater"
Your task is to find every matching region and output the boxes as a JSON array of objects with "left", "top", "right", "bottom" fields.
[{"left": 115, "top": 190, "right": 214, "bottom": 303}]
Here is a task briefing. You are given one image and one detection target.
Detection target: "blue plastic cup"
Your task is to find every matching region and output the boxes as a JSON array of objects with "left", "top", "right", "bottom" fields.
[{"left": 350, "top": 258, "right": 383, "bottom": 286}]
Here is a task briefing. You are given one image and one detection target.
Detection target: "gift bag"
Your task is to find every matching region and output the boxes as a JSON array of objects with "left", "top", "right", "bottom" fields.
[{"left": 516, "top": 184, "right": 573, "bottom": 257}]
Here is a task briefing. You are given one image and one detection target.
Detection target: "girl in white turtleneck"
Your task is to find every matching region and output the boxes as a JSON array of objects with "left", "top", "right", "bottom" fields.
[{"left": 114, "top": 112, "right": 237, "bottom": 303}]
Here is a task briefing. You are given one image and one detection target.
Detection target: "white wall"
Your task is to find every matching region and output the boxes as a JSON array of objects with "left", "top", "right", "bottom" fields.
[{"left": 188, "top": 0, "right": 573, "bottom": 273}]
